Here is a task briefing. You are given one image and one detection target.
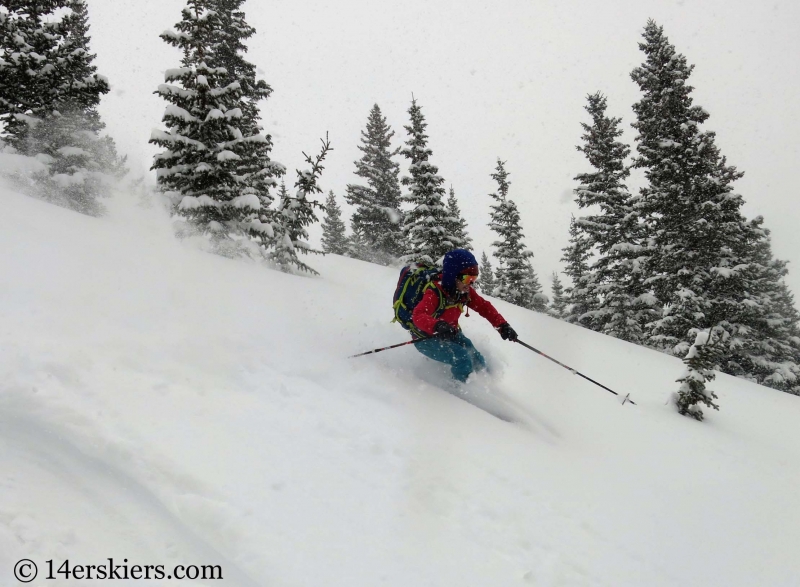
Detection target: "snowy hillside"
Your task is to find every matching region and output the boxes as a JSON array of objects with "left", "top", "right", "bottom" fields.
[{"left": 2, "top": 185, "right": 800, "bottom": 587}]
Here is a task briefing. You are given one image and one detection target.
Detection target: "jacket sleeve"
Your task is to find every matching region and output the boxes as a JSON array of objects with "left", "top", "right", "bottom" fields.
[
  {"left": 467, "top": 288, "right": 507, "bottom": 328},
  {"left": 411, "top": 287, "right": 442, "bottom": 336}
]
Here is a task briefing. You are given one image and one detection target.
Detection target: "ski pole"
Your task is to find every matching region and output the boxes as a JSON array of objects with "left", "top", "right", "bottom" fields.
[
  {"left": 515, "top": 339, "right": 635, "bottom": 405},
  {"left": 348, "top": 337, "right": 427, "bottom": 359}
]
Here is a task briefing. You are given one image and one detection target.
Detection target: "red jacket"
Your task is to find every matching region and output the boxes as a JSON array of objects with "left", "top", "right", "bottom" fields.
[{"left": 412, "top": 278, "right": 507, "bottom": 336}]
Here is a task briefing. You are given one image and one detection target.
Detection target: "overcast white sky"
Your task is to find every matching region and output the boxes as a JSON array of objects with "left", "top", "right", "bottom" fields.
[{"left": 87, "top": 0, "right": 800, "bottom": 296}]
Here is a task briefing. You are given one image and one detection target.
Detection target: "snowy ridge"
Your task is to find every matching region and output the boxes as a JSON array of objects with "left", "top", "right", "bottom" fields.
[{"left": 1, "top": 186, "right": 799, "bottom": 586}]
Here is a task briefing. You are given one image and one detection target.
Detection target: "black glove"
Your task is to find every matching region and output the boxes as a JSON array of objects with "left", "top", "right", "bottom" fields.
[
  {"left": 497, "top": 322, "right": 518, "bottom": 341},
  {"left": 433, "top": 321, "right": 459, "bottom": 340}
]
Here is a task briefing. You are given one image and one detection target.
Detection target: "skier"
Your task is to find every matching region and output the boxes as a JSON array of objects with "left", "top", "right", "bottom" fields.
[{"left": 411, "top": 249, "right": 518, "bottom": 382}]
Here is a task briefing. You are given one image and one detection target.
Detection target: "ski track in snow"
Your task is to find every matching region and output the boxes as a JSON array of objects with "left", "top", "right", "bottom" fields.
[{"left": 0, "top": 385, "right": 263, "bottom": 586}]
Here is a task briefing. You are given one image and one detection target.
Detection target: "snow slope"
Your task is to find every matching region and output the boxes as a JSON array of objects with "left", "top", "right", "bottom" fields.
[{"left": 2, "top": 186, "right": 800, "bottom": 586}]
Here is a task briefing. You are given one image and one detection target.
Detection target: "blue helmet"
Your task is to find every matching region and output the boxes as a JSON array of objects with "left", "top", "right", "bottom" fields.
[{"left": 441, "top": 249, "right": 478, "bottom": 294}]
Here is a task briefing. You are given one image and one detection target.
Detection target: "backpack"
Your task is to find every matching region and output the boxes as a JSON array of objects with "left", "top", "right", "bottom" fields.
[{"left": 392, "top": 264, "right": 445, "bottom": 337}]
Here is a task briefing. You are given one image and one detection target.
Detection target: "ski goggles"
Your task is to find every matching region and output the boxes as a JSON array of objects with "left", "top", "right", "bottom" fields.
[{"left": 459, "top": 273, "right": 478, "bottom": 285}]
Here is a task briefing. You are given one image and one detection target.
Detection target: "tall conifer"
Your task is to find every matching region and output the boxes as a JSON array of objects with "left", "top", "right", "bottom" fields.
[
  {"left": 488, "top": 159, "right": 545, "bottom": 311},
  {"left": 630, "top": 20, "right": 800, "bottom": 409},
  {"left": 209, "top": 0, "right": 271, "bottom": 134},
  {"left": 561, "top": 216, "right": 593, "bottom": 325},
  {"left": 345, "top": 104, "right": 403, "bottom": 264},
  {"left": 477, "top": 251, "right": 496, "bottom": 296},
  {"left": 445, "top": 185, "right": 472, "bottom": 250},
  {"left": 549, "top": 273, "right": 568, "bottom": 319},
  {"left": 0, "top": 0, "right": 72, "bottom": 149},
  {"left": 573, "top": 92, "right": 655, "bottom": 342},
  {"left": 723, "top": 220, "right": 800, "bottom": 393},
  {"left": 400, "top": 98, "right": 456, "bottom": 266},
  {"left": 631, "top": 22, "right": 751, "bottom": 351},
  {"left": 347, "top": 225, "right": 370, "bottom": 262},
  {"left": 151, "top": 0, "right": 281, "bottom": 254},
  {"left": 0, "top": 0, "right": 124, "bottom": 215},
  {"left": 321, "top": 190, "right": 348, "bottom": 255},
  {"left": 208, "top": 0, "right": 283, "bottom": 251}
]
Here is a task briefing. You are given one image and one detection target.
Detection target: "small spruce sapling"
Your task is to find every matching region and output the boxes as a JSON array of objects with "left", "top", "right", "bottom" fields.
[{"left": 674, "top": 327, "right": 724, "bottom": 421}]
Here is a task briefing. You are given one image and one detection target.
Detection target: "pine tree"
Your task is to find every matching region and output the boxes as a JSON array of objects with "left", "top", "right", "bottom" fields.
[
  {"left": 208, "top": 0, "right": 271, "bottom": 134},
  {"left": 346, "top": 225, "right": 370, "bottom": 262},
  {"left": 488, "top": 159, "right": 545, "bottom": 311},
  {"left": 400, "top": 98, "right": 457, "bottom": 266},
  {"left": 321, "top": 190, "right": 348, "bottom": 255},
  {"left": 573, "top": 92, "right": 655, "bottom": 342},
  {"left": 674, "top": 327, "right": 723, "bottom": 421},
  {"left": 769, "top": 276, "right": 800, "bottom": 394},
  {"left": 477, "top": 251, "right": 496, "bottom": 296},
  {"left": 549, "top": 272, "right": 568, "bottom": 319},
  {"left": 0, "top": 0, "right": 125, "bottom": 216},
  {"left": 444, "top": 185, "right": 472, "bottom": 249},
  {"left": 151, "top": 0, "right": 281, "bottom": 253},
  {"left": 0, "top": 0, "right": 72, "bottom": 150},
  {"left": 631, "top": 20, "right": 760, "bottom": 365},
  {"left": 345, "top": 104, "right": 403, "bottom": 264},
  {"left": 207, "top": 0, "right": 284, "bottom": 251},
  {"left": 561, "top": 216, "right": 593, "bottom": 325},
  {"left": 270, "top": 137, "right": 332, "bottom": 274},
  {"left": 722, "top": 219, "right": 800, "bottom": 393}
]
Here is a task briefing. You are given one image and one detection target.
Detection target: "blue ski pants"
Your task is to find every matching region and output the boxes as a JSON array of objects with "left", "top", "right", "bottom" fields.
[{"left": 414, "top": 332, "right": 487, "bottom": 382}]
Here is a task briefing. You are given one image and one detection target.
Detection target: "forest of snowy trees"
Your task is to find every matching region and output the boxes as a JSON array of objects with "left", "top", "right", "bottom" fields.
[{"left": 1, "top": 2, "right": 798, "bottom": 416}]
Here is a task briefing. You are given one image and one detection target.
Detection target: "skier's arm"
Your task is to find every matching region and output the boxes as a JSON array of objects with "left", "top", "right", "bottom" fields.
[
  {"left": 411, "top": 288, "right": 444, "bottom": 336},
  {"left": 467, "top": 288, "right": 508, "bottom": 328}
]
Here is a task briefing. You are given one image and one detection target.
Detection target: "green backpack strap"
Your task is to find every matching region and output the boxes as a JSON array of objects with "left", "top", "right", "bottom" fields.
[
  {"left": 393, "top": 278, "right": 447, "bottom": 338},
  {"left": 391, "top": 266, "right": 424, "bottom": 318}
]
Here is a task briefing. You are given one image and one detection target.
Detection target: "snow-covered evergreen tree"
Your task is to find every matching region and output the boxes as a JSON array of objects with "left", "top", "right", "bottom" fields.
[
  {"left": 722, "top": 219, "right": 800, "bottom": 393},
  {"left": 321, "top": 190, "right": 348, "bottom": 255},
  {"left": 208, "top": 0, "right": 271, "bottom": 135},
  {"left": 488, "top": 159, "right": 545, "bottom": 311},
  {"left": 346, "top": 225, "right": 370, "bottom": 262},
  {"left": 0, "top": 0, "right": 125, "bottom": 216},
  {"left": 624, "top": 19, "right": 800, "bottom": 396},
  {"left": 270, "top": 137, "right": 332, "bottom": 274},
  {"left": 206, "top": 0, "right": 283, "bottom": 251},
  {"left": 631, "top": 21, "right": 762, "bottom": 367},
  {"left": 151, "top": 0, "right": 281, "bottom": 254},
  {"left": 345, "top": 104, "right": 403, "bottom": 265},
  {"left": 400, "top": 98, "right": 457, "bottom": 266},
  {"left": 549, "top": 272, "right": 568, "bottom": 319},
  {"left": 477, "top": 251, "right": 496, "bottom": 296},
  {"left": 573, "top": 92, "right": 655, "bottom": 342},
  {"left": 444, "top": 185, "right": 472, "bottom": 250},
  {"left": 674, "top": 327, "right": 723, "bottom": 421},
  {"left": 561, "top": 216, "right": 593, "bottom": 325},
  {"left": 0, "top": 0, "right": 71, "bottom": 149}
]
